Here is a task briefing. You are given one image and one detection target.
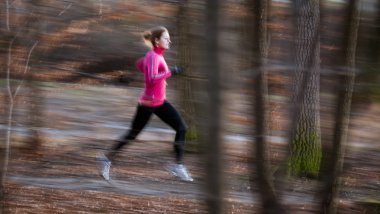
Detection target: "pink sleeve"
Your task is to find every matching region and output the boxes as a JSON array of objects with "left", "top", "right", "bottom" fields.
[{"left": 145, "top": 54, "right": 171, "bottom": 84}]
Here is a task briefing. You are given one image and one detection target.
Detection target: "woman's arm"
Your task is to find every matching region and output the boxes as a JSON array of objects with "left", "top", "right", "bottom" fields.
[{"left": 145, "top": 54, "right": 171, "bottom": 84}]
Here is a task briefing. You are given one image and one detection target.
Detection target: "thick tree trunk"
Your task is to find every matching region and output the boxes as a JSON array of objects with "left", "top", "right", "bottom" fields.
[
  {"left": 289, "top": 0, "right": 322, "bottom": 178},
  {"left": 319, "top": 0, "right": 360, "bottom": 213}
]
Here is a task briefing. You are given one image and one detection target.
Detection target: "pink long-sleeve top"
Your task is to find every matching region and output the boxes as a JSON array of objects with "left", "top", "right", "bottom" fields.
[{"left": 136, "top": 47, "right": 172, "bottom": 107}]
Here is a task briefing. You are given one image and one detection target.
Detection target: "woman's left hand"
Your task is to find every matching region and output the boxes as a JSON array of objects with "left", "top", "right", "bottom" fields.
[{"left": 170, "top": 66, "right": 185, "bottom": 75}]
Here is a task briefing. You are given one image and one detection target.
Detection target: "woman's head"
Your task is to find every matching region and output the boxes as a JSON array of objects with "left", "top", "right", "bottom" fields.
[{"left": 143, "top": 26, "right": 171, "bottom": 49}]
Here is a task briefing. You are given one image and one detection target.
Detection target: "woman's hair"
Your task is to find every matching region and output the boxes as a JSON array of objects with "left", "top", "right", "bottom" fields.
[{"left": 143, "top": 26, "right": 168, "bottom": 48}]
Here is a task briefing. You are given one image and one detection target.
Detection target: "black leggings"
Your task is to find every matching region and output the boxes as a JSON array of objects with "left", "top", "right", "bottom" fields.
[{"left": 111, "top": 101, "right": 187, "bottom": 163}]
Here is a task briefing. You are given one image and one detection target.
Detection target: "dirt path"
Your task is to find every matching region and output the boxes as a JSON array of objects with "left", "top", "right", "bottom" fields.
[{"left": 3, "top": 82, "right": 380, "bottom": 213}]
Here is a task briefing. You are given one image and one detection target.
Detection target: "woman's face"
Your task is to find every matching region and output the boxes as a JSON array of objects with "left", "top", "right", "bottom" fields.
[{"left": 156, "top": 31, "right": 171, "bottom": 49}]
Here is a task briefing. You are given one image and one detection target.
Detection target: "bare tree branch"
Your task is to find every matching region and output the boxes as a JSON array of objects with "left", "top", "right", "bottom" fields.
[
  {"left": 2, "top": 39, "right": 15, "bottom": 187},
  {"left": 58, "top": 3, "right": 73, "bottom": 16},
  {"left": 2, "top": 38, "right": 38, "bottom": 188},
  {"left": 14, "top": 40, "right": 39, "bottom": 97},
  {"left": 6, "top": 39, "right": 14, "bottom": 100}
]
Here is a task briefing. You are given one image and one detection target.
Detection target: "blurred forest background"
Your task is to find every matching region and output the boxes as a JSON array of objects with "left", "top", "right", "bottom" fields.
[{"left": 1, "top": 0, "right": 380, "bottom": 213}]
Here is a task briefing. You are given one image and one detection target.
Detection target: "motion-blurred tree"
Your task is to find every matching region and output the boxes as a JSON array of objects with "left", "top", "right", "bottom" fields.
[
  {"left": 353, "top": 0, "right": 380, "bottom": 104},
  {"left": 21, "top": 0, "right": 47, "bottom": 150},
  {"left": 246, "top": 0, "right": 285, "bottom": 213},
  {"left": 1, "top": 40, "right": 38, "bottom": 212},
  {"left": 201, "top": 0, "right": 225, "bottom": 213},
  {"left": 371, "top": 0, "right": 380, "bottom": 64},
  {"left": 319, "top": 0, "right": 360, "bottom": 213},
  {"left": 175, "top": 0, "right": 199, "bottom": 144},
  {"left": 288, "top": 0, "right": 322, "bottom": 178},
  {"left": 1, "top": 0, "right": 41, "bottom": 205}
]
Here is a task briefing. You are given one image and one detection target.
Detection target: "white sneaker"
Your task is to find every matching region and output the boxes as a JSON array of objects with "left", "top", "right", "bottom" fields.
[
  {"left": 97, "top": 153, "right": 111, "bottom": 181},
  {"left": 168, "top": 164, "right": 194, "bottom": 182}
]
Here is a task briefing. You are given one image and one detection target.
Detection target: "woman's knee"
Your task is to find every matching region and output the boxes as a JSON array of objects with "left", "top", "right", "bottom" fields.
[{"left": 176, "top": 124, "right": 187, "bottom": 134}]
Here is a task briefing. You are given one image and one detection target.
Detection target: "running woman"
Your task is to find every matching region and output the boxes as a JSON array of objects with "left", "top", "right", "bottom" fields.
[{"left": 98, "top": 26, "right": 193, "bottom": 182}]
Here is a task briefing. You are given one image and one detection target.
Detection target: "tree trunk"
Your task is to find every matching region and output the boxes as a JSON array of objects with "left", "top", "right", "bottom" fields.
[
  {"left": 1, "top": 1, "right": 41, "bottom": 207},
  {"left": 364, "top": 0, "right": 380, "bottom": 65},
  {"left": 25, "top": 80, "right": 45, "bottom": 151},
  {"left": 372, "top": 0, "right": 380, "bottom": 64},
  {"left": 289, "top": 0, "right": 322, "bottom": 178},
  {"left": 23, "top": 0, "right": 46, "bottom": 150},
  {"left": 175, "top": 0, "right": 199, "bottom": 144},
  {"left": 202, "top": 1, "right": 224, "bottom": 213},
  {"left": 247, "top": 0, "right": 285, "bottom": 213},
  {"left": 319, "top": 0, "right": 360, "bottom": 213},
  {"left": 1, "top": 39, "right": 15, "bottom": 214}
]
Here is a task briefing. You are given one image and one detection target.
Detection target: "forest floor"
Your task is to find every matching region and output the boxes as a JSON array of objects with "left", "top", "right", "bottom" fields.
[{"left": 1, "top": 82, "right": 380, "bottom": 214}]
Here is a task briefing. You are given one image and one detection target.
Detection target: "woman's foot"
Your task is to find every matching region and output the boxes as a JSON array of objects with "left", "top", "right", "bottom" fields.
[
  {"left": 97, "top": 153, "right": 111, "bottom": 181},
  {"left": 167, "top": 163, "right": 194, "bottom": 182}
]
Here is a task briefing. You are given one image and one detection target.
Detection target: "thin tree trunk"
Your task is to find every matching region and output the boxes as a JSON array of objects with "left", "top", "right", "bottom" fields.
[
  {"left": 248, "top": 0, "right": 284, "bottom": 213},
  {"left": 24, "top": 1, "right": 46, "bottom": 150},
  {"left": 6, "top": 0, "right": 10, "bottom": 31},
  {"left": 1, "top": 39, "right": 15, "bottom": 200},
  {"left": 362, "top": 0, "right": 380, "bottom": 65},
  {"left": 372, "top": 0, "right": 380, "bottom": 64},
  {"left": 25, "top": 80, "right": 44, "bottom": 150},
  {"left": 1, "top": 38, "right": 38, "bottom": 210},
  {"left": 203, "top": 0, "right": 224, "bottom": 213},
  {"left": 176, "top": 0, "right": 199, "bottom": 143},
  {"left": 320, "top": 0, "right": 360, "bottom": 213}
]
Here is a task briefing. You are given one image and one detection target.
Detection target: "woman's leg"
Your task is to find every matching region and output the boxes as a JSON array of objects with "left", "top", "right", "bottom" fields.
[
  {"left": 107, "top": 104, "right": 153, "bottom": 159},
  {"left": 154, "top": 101, "right": 187, "bottom": 163}
]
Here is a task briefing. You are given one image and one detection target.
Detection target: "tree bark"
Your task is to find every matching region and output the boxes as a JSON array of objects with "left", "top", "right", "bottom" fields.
[{"left": 289, "top": 0, "right": 322, "bottom": 178}]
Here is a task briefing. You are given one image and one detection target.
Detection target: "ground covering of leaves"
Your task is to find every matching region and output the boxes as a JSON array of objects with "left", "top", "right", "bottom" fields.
[{"left": 1, "top": 83, "right": 380, "bottom": 213}]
